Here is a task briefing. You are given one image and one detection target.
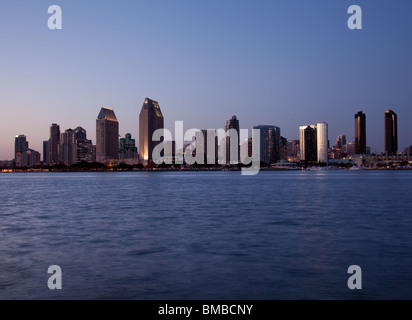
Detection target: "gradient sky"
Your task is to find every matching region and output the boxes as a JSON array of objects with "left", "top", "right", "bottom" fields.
[{"left": 1, "top": 0, "right": 412, "bottom": 160}]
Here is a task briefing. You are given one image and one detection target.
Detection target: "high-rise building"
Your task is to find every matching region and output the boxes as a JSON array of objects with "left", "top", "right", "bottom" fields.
[
  {"left": 299, "top": 125, "right": 317, "bottom": 162},
  {"left": 317, "top": 122, "right": 328, "bottom": 164},
  {"left": 49, "top": 123, "right": 60, "bottom": 165},
  {"left": 96, "top": 107, "right": 119, "bottom": 163},
  {"left": 76, "top": 139, "right": 94, "bottom": 163},
  {"left": 225, "top": 116, "right": 240, "bottom": 164},
  {"left": 59, "top": 129, "right": 75, "bottom": 166},
  {"left": 355, "top": 111, "right": 366, "bottom": 154},
  {"left": 43, "top": 140, "right": 50, "bottom": 165},
  {"left": 253, "top": 125, "right": 281, "bottom": 164},
  {"left": 14, "top": 135, "right": 28, "bottom": 161},
  {"left": 74, "top": 126, "right": 87, "bottom": 141},
  {"left": 335, "top": 135, "right": 346, "bottom": 149},
  {"left": 73, "top": 127, "right": 93, "bottom": 163},
  {"left": 139, "top": 98, "right": 164, "bottom": 162},
  {"left": 195, "top": 130, "right": 219, "bottom": 165},
  {"left": 16, "top": 149, "right": 41, "bottom": 168},
  {"left": 384, "top": 109, "right": 398, "bottom": 155}
]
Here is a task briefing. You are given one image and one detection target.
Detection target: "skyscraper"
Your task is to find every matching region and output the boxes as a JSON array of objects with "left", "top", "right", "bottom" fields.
[
  {"left": 49, "top": 123, "right": 60, "bottom": 165},
  {"left": 384, "top": 109, "right": 398, "bottom": 155},
  {"left": 43, "top": 140, "right": 50, "bottom": 165},
  {"left": 14, "top": 135, "right": 28, "bottom": 161},
  {"left": 59, "top": 128, "right": 75, "bottom": 166},
  {"left": 299, "top": 125, "right": 317, "bottom": 162},
  {"left": 76, "top": 139, "right": 94, "bottom": 163},
  {"left": 74, "top": 127, "right": 93, "bottom": 163},
  {"left": 139, "top": 98, "right": 164, "bottom": 162},
  {"left": 253, "top": 125, "right": 281, "bottom": 164},
  {"left": 96, "top": 107, "right": 119, "bottom": 163},
  {"left": 355, "top": 111, "right": 366, "bottom": 154},
  {"left": 225, "top": 116, "right": 240, "bottom": 164},
  {"left": 316, "top": 122, "right": 328, "bottom": 164}
]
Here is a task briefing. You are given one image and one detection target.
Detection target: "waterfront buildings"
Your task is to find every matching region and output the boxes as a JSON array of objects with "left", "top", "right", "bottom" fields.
[
  {"left": 96, "top": 107, "right": 119, "bottom": 163},
  {"left": 59, "top": 128, "right": 75, "bottom": 166},
  {"left": 49, "top": 123, "right": 60, "bottom": 165},
  {"left": 14, "top": 135, "right": 28, "bottom": 161},
  {"left": 43, "top": 140, "right": 50, "bottom": 164},
  {"left": 74, "top": 127, "right": 94, "bottom": 163},
  {"left": 299, "top": 122, "right": 328, "bottom": 164},
  {"left": 355, "top": 111, "right": 366, "bottom": 154},
  {"left": 299, "top": 125, "right": 317, "bottom": 162},
  {"left": 16, "top": 149, "right": 41, "bottom": 168},
  {"left": 139, "top": 98, "right": 164, "bottom": 162},
  {"left": 253, "top": 125, "right": 281, "bottom": 165},
  {"left": 384, "top": 109, "right": 398, "bottom": 155},
  {"left": 119, "top": 133, "right": 139, "bottom": 165},
  {"left": 317, "top": 122, "right": 328, "bottom": 164}
]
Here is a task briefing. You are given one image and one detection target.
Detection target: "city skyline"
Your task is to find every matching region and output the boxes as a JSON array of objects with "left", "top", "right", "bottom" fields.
[
  {"left": 9, "top": 105, "right": 412, "bottom": 167},
  {"left": 1, "top": 1, "right": 412, "bottom": 159}
]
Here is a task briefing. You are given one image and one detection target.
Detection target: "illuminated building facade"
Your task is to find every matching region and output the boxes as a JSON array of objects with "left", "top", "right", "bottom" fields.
[{"left": 139, "top": 98, "right": 164, "bottom": 162}]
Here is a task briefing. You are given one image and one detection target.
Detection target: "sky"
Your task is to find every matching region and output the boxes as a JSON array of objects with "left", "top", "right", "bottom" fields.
[{"left": 1, "top": 0, "right": 412, "bottom": 160}]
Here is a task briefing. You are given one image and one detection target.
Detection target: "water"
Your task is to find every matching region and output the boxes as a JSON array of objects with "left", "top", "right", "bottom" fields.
[{"left": 0, "top": 171, "right": 411, "bottom": 300}]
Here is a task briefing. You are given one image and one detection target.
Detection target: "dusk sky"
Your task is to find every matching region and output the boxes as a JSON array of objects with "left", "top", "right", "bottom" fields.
[{"left": 1, "top": 0, "right": 411, "bottom": 160}]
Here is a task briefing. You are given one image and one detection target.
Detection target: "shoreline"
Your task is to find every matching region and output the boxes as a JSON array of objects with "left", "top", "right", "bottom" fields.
[{"left": 2, "top": 167, "right": 412, "bottom": 173}]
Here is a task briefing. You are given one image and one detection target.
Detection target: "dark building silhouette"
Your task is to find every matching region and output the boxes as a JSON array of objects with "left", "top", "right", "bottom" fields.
[
  {"left": 59, "top": 128, "right": 74, "bottom": 166},
  {"left": 225, "top": 116, "right": 240, "bottom": 164},
  {"left": 355, "top": 111, "right": 366, "bottom": 154},
  {"left": 49, "top": 123, "right": 60, "bottom": 165},
  {"left": 74, "top": 127, "right": 94, "bottom": 163},
  {"left": 43, "top": 140, "right": 50, "bottom": 164},
  {"left": 74, "top": 127, "right": 87, "bottom": 141},
  {"left": 96, "top": 107, "right": 119, "bottom": 163},
  {"left": 253, "top": 125, "right": 281, "bottom": 164},
  {"left": 14, "top": 135, "right": 28, "bottom": 161},
  {"left": 384, "top": 109, "right": 398, "bottom": 155},
  {"left": 300, "top": 125, "right": 317, "bottom": 162},
  {"left": 139, "top": 98, "right": 164, "bottom": 162}
]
